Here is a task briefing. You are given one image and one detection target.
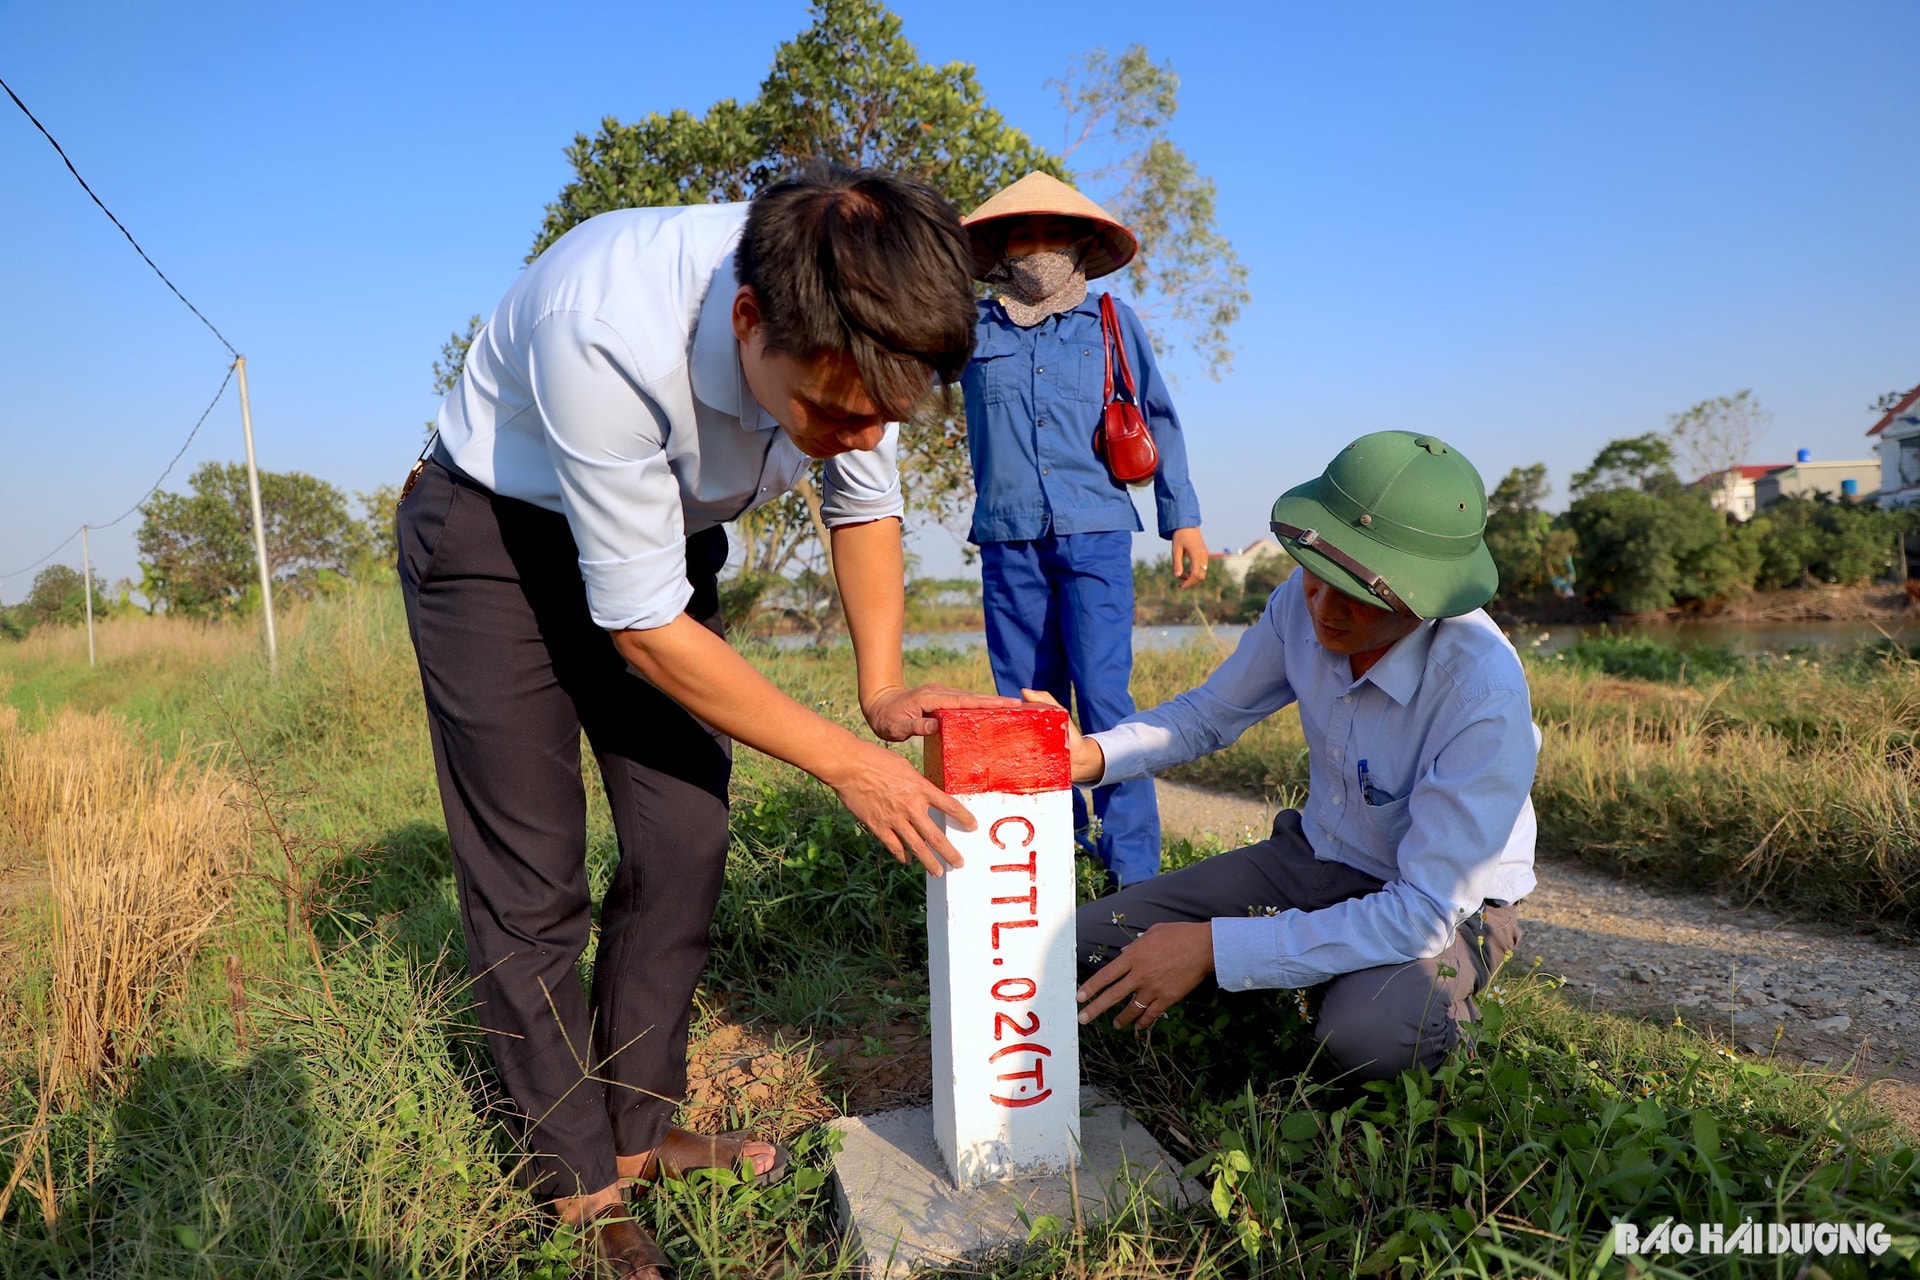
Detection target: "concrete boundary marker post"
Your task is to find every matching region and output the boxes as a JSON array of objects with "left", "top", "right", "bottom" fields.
[{"left": 922, "top": 705, "right": 1080, "bottom": 1189}]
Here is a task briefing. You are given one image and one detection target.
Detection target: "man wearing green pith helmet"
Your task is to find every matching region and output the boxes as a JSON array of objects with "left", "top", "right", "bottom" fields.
[{"left": 1025, "top": 431, "right": 1537, "bottom": 1080}]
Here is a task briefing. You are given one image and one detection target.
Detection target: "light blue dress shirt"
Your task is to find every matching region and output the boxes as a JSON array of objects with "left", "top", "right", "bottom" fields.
[
  {"left": 438, "top": 204, "right": 904, "bottom": 632},
  {"left": 1090, "top": 569, "right": 1539, "bottom": 991}
]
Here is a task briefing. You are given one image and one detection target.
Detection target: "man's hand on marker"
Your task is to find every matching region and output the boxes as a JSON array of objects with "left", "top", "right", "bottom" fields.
[
  {"left": 862, "top": 683, "right": 1021, "bottom": 742},
  {"left": 1017, "top": 689, "right": 1105, "bottom": 784},
  {"left": 1076, "top": 922, "right": 1215, "bottom": 1031},
  {"left": 822, "top": 738, "right": 975, "bottom": 877}
]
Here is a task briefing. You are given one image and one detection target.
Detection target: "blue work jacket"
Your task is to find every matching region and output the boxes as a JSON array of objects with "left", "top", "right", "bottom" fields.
[{"left": 961, "top": 292, "right": 1202, "bottom": 545}]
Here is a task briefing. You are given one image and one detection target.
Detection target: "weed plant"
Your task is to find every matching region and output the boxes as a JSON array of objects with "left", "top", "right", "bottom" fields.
[{"left": 0, "top": 590, "right": 1916, "bottom": 1276}]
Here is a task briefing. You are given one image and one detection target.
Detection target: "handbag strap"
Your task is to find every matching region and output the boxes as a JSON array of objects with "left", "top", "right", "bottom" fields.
[{"left": 1098, "top": 293, "right": 1138, "bottom": 406}]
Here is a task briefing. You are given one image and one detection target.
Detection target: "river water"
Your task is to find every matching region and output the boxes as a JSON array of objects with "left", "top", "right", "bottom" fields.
[{"left": 770, "top": 617, "right": 1919, "bottom": 657}]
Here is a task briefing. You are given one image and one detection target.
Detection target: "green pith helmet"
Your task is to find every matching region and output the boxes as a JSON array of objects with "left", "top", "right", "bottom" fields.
[{"left": 1268, "top": 431, "right": 1497, "bottom": 619}]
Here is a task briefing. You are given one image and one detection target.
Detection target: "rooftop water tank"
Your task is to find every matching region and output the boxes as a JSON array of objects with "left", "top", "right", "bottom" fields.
[
  {"left": 1797, "top": 448, "right": 1812, "bottom": 463},
  {"left": 1841, "top": 478, "right": 1859, "bottom": 498}
]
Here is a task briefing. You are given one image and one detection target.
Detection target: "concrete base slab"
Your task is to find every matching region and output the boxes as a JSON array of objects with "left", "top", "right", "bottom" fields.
[{"left": 829, "top": 1089, "right": 1199, "bottom": 1278}]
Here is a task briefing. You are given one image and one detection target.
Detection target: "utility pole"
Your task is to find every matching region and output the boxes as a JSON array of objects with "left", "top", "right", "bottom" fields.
[
  {"left": 234, "top": 355, "right": 278, "bottom": 673},
  {"left": 81, "top": 524, "right": 95, "bottom": 667}
]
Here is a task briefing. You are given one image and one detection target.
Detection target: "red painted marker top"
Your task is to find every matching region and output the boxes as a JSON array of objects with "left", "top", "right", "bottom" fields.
[{"left": 923, "top": 706, "right": 1072, "bottom": 795}]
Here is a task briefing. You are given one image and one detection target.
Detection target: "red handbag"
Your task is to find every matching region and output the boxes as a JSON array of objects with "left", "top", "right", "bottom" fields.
[{"left": 1094, "top": 292, "right": 1160, "bottom": 486}]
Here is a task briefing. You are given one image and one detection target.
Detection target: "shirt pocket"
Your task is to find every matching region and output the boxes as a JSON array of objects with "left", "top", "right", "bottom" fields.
[
  {"left": 1070, "top": 336, "right": 1108, "bottom": 406},
  {"left": 969, "top": 329, "right": 1028, "bottom": 407},
  {"left": 1360, "top": 792, "right": 1413, "bottom": 853}
]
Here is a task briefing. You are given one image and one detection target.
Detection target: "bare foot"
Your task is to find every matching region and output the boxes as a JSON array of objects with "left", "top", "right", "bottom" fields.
[
  {"left": 553, "top": 1179, "right": 624, "bottom": 1228},
  {"left": 618, "top": 1126, "right": 783, "bottom": 1184}
]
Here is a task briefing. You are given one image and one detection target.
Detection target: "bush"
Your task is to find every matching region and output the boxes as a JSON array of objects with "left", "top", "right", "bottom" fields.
[
  {"left": 1552, "top": 633, "right": 1749, "bottom": 682},
  {"left": 1751, "top": 497, "right": 1899, "bottom": 588},
  {"left": 1563, "top": 486, "right": 1757, "bottom": 615}
]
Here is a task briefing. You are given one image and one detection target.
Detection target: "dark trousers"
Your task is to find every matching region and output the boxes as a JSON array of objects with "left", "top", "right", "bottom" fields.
[
  {"left": 1077, "top": 811, "right": 1524, "bottom": 1080},
  {"left": 980, "top": 531, "right": 1161, "bottom": 885},
  {"left": 398, "top": 457, "right": 733, "bottom": 1198}
]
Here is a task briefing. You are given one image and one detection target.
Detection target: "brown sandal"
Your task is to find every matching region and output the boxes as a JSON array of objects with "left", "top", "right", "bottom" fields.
[
  {"left": 628, "top": 1125, "right": 792, "bottom": 1188},
  {"left": 584, "top": 1203, "right": 677, "bottom": 1280}
]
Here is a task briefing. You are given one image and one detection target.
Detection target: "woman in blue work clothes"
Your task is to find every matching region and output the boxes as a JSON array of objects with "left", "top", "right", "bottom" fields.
[{"left": 960, "top": 172, "right": 1209, "bottom": 886}]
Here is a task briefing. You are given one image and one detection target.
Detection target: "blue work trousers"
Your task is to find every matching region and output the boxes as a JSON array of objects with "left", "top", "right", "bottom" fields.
[{"left": 980, "top": 531, "right": 1161, "bottom": 885}]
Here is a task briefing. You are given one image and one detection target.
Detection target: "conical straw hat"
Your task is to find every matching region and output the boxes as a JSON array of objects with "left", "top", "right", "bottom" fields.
[{"left": 962, "top": 171, "right": 1138, "bottom": 281}]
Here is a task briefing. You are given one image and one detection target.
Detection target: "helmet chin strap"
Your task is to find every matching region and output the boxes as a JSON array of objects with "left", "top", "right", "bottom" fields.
[{"left": 1271, "top": 521, "right": 1418, "bottom": 617}]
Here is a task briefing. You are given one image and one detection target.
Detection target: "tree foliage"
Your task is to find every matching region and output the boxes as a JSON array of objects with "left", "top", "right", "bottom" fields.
[
  {"left": 1570, "top": 433, "right": 1679, "bottom": 499},
  {"left": 1667, "top": 390, "right": 1771, "bottom": 484},
  {"left": 136, "top": 463, "right": 365, "bottom": 616},
  {"left": 1749, "top": 497, "right": 1899, "bottom": 589},
  {"left": 0, "top": 564, "right": 108, "bottom": 638},
  {"left": 520, "top": 0, "right": 1244, "bottom": 573},
  {"left": 1562, "top": 436, "right": 1760, "bottom": 615},
  {"left": 527, "top": 0, "right": 1065, "bottom": 573},
  {"left": 1484, "top": 464, "right": 1576, "bottom": 600},
  {"left": 1050, "top": 45, "right": 1249, "bottom": 377},
  {"left": 530, "top": 1, "right": 1061, "bottom": 260}
]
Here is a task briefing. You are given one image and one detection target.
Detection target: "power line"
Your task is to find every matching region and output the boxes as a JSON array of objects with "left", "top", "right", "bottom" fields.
[
  {"left": 94, "top": 363, "right": 236, "bottom": 532},
  {"left": 0, "top": 363, "right": 235, "bottom": 586},
  {"left": 0, "top": 74, "right": 237, "bottom": 357},
  {"left": 0, "top": 527, "right": 84, "bottom": 589}
]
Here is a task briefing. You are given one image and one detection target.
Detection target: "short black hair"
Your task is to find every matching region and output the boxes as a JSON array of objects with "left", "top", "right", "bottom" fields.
[{"left": 737, "top": 162, "right": 976, "bottom": 421}]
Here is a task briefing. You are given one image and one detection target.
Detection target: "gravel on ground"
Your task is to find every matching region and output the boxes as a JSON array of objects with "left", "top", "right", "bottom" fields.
[{"left": 1153, "top": 778, "right": 1920, "bottom": 1137}]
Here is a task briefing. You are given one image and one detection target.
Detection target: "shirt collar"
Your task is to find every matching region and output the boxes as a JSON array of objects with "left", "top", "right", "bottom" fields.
[
  {"left": 689, "top": 251, "right": 778, "bottom": 431},
  {"left": 1339, "top": 619, "right": 1438, "bottom": 706}
]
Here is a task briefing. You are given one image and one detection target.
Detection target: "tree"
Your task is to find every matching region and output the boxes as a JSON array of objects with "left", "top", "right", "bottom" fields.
[
  {"left": 529, "top": 0, "right": 1062, "bottom": 575},
  {"left": 1484, "top": 463, "right": 1576, "bottom": 601},
  {"left": 1563, "top": 436, "right": 1756, "bottom": 614},
  {"left": 22, "top": 564, "right": 104, "bottom": 628},
  {"left": 1870, "top": 389, "right": 1910, "bottom": 415},
  {"left": 137, "top": 462, "right": 363, "bottom": 616},
  {"left": 1750, "top": 497, "right": 1897, "bottom": 589},
  {"left": 1668, "top": 390, "right": 1771, "bottom": 485},
  {"left": 1049, "top": 45, "right": 1249, "bottom": 377},
  {"left": 1570, "top": 433, "right": 1679, "bottom": 499},
  {"left": 355, "top": 484, "right": 402, "bottom": 578},
  {"left": 523, "top": 0, "right": 1245, "bottom": 575}
]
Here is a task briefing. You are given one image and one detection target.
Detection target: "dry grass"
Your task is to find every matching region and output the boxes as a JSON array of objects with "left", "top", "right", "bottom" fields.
[
  {"left": 3, "top": 612, "right": 264, "bottom": 673},
  {"left": 0, "top": 706, "right": 244, "bottom": 1102}
]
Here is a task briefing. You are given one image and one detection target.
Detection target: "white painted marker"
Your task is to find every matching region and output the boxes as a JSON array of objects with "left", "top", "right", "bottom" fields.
[{"left": 923, "top": 706, "right": 1080, "bottom": 1190}]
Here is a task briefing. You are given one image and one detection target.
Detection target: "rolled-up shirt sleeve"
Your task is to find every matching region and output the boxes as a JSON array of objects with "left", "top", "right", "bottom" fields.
[
  {"left": 1090, "top": 588, "right": 1297, "bottom": 785},
  {"left": 1210, "top": 686, "right": 1537, "bottom": 990},
  {"left": 527, "top": 311, "right": 691, "bottom": 632},
  {"left": 819, "top": 423, "right": 905, "bottom": 526}
]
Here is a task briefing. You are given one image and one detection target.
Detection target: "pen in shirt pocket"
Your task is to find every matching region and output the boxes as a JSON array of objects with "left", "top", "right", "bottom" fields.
[{"left": 1357, "top": 758, "right": 1393, "bottom": 806}]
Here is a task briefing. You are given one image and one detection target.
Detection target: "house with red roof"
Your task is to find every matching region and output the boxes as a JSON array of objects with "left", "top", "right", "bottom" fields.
[
  {"left": 1869, "top": 384, "right": 1920, "bottom": 511},
  {"left": 1697, "top": 463, "right": 1791, "bottom": 520}
]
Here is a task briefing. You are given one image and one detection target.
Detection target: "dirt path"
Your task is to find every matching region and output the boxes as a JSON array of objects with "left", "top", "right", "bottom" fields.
[{"left": 1154, "top": 779, "right": 1920, "bottom": 1136}]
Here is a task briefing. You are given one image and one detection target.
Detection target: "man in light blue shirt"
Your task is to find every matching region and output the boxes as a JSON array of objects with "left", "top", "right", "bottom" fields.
[
  {"left": 1046, "top": 431, "right": 1535, "bottom": 1081},
  {"left": 401, "top": 165, "right": 1013, "bottom": 1272}
]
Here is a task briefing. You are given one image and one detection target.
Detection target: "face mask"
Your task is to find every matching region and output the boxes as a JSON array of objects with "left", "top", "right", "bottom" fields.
[{"left": 986, "top": 247, "right": 1089, "bottom": 327}]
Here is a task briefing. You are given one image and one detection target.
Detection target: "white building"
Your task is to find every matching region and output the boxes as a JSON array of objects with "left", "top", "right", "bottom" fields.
[
  {"left": 1696, "top": 464, "right": 1789, "bottom": 520},
  {"left": 1209, "top": 538, "right": 1292, "bottom": 589},
  {"left": 1869, "top": 385, "right": 1920, "bottom": 511},
  {"left": 1752, "top": 457, "right": 1880, "bottom": 507}
]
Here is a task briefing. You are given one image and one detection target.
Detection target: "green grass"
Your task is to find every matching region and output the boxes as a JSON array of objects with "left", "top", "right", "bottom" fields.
[
  {"left": 1118, "top": 631, "right": 1920, "bottom": 936},
  {"left": 2, "top": 589, "right": 1917, "bottom": 1277}
]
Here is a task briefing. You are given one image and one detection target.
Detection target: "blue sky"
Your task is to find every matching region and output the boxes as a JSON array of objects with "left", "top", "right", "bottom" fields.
[{"left": 3, "top": 0, "right": 1916, "bottom": 598}]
